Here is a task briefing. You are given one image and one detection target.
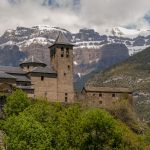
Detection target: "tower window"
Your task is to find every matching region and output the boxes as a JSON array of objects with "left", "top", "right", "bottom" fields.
[
  {"left": 61, "top": 47, "right": 64, "bottom": 57},
  {"left": 66, "top": 48, "right": 69, "bottom": 57},
  {"left": 68, "top": 65, "right": 70, "bottom": 70},
  {"left": 41, "top": 76, "right": 44, "bottom": 81}
]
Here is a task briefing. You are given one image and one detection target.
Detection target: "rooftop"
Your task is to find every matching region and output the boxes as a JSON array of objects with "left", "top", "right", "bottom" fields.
[
  {"left": 29, "top": 66, "right": 56, "bottom": 74},
  {"left": 83, "top": 86, "right": 132, "bottom": 93},
  {"left": 49, "top": 32, "right": 73, "bottom": 48},
  {"left": 0, "top": 71, "right": 16, "bottom": 79},
  {"left": 0, "top": 66, "right": 26, "bottom": 74},
  {"left": 20, "top": 56, "right": 46, "bottom": 67}
]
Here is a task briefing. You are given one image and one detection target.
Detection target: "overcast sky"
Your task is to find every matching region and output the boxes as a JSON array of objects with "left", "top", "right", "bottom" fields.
[{"left": 0, "top": 0, "right": 150, "bottom": 34}]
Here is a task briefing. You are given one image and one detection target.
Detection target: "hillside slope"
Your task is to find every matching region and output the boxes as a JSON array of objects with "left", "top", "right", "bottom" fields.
[{"left": 87, "top": 47, "right": 150, "bottom": 120}]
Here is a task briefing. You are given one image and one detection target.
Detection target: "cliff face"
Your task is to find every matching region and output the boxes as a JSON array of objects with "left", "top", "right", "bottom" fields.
[{"left": 0, "top": 45, "right": 26, "bottom": 66}]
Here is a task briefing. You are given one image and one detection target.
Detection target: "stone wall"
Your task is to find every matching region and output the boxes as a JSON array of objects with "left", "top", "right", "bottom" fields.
[
  {"left": 31, "top": 75, "right": 57, "bottom": 101},
  {"left": 82, "top": 91, "right": 132, "bottom": 108}
]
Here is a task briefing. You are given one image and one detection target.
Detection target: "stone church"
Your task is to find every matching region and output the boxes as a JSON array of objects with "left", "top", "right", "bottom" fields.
[
  {"left": 0, "top": 32, "right": 132, "bottom": 107},
  {"left": 0, "top": 32, "right": 74, "bottom": 103}
]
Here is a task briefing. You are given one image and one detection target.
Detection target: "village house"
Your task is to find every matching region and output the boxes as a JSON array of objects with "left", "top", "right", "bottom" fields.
[{"left": 81, "top": 86, "right": 132, "bottom": 107}]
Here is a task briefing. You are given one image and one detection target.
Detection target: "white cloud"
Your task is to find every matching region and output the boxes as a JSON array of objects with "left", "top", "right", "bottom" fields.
[{"left": 0, "top": 0, "right": 150, "bottom": 34}]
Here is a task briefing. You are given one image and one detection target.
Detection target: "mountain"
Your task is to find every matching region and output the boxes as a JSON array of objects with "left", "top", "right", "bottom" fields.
[
  {"left": 0, "top": 25, "right": 129, "bottom": 78},
  {"left": 0, "top": 25, "right": 150, "bottom": 80},
  {"left": 86, "top": 47, "right": 150, "bottom": 121},
  {"left": 105, "top": 27, "right": 150, "bottom": 38}
]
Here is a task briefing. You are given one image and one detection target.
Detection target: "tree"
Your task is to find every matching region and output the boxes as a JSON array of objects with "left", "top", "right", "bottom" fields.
[
  {"left": 3, "top": 114, "right": 52, "bottom": 150},
  {"left": 4, "top": 89, "right": 30, "bottom": 117}
]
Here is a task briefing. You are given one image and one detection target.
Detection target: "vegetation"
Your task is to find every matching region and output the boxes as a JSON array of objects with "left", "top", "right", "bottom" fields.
[
  {"left": 87, "top": 47, "right": 150, "bottom": 121},
  {"left": 0, "top": 90, "right": 150, "bottom": 149}
]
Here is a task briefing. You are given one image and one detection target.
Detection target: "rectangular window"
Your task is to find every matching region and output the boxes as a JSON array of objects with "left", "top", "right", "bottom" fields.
[
  {"left": 68, "top": 65, "right": 70, "bottom": 70},
  {"left": 41, "top": 76, "right": 44, "bottom": 81},
  {"left": 65, "top": 97, "right": 68, "bottom": 102},
  {"left": 112, "top": 93, "right": 116, "bottom": 98},
  {"left": 65, "top": 93, "right": 68, "bottom": 102},
  {"left": 66, "top": 48, "right": 69, "bottom": 58},
  {"left": 61, "top": 47, "right": 64, "bottom": 57},
  {"left": 99, "top": 93, "right": 102, "bottom": 97},
  {"left": 99, "top": 101, "right": 102, "bottom": 104}
]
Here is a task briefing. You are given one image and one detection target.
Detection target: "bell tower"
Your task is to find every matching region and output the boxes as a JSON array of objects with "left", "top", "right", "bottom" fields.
[{"left": 49, "top": 32, "right": 74, "bottom": 103}]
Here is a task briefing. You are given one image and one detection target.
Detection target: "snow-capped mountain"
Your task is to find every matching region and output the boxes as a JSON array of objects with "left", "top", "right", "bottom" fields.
[
  {"left": 105, "top": 27, "right": 150, "bottom": 38},
  {"left": 0, "top": 25, "right": 150, "bottom": 80}
]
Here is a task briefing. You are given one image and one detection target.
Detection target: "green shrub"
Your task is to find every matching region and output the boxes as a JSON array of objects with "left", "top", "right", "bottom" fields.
[{"left": 4, "top": 89, "right": 30, "bottom": 117}]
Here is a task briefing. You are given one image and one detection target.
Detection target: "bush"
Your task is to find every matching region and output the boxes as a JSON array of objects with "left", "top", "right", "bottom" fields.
[{"left": 107, "top": 99, "right": 144, "bottom": 134}]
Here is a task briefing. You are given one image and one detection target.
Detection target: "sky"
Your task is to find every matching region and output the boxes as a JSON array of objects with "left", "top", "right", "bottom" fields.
[{"left": 0, "top": 0, "right": 150, "bottom": 34}]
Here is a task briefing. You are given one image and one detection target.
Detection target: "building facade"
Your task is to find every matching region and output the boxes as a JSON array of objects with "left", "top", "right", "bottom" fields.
[{"left": 81, "top": 86, "right": 132, "bottom": 108}]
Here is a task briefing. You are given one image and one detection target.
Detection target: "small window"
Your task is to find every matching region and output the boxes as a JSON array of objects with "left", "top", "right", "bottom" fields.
[
  {"left": 41, "top": 76, "right": 44, "bottom": 81},
  {"left": 65, "top": 93, "right": 68, "bottom": 96},
  {"left": 93, "top": 93, "right": 95, "bottom": 96},
  {"left": 112, "top": 93, "right": 116, "bottom": 98},
  {"left": 99, "top": 93, "right": 102, "bottom": 97},
  {"left": 99, "top": 101, "right": 102, "bottom": 104},
  {"left": 27, "top": 65, "right": 29, "bottom": 69},
  {"left": 66, "top": 48, "right": 69, "bottom": 57},
  {"left": 64, "top": 73, "right": 66, "bottom": 76},
  {"left": 65, "top": 97, "right": 68, "bottom": 102},
  {"left": 68, "top": 65, "right": 70, "bottom": 70},
  {"left": 61, "top": 47, "right": 64, "bottom": 57}
]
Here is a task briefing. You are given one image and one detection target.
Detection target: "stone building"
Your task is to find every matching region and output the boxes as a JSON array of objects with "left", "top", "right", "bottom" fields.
[
  {"left": 0, "top": 32, "right": 132, "bottom": 107},
  {"left": 0, "top": 32, "right": 74, "bottom": 103},
  {"left": 81, "top": 86, "right": 132, "bottom": 108}
]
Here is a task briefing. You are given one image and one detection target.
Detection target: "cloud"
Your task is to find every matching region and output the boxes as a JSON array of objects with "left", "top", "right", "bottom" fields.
[{"left": 0, "top": 0, "right": 150, "bottom": 34}]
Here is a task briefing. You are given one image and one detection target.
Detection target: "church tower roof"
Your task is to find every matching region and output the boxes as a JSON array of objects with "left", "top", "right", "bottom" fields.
[{"left": 49, "top": 32, "right": 74, "bottom": 48}]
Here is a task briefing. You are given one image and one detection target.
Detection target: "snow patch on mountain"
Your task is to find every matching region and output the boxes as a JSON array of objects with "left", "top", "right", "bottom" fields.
[
  {"left": 105, "top": 27, "right": 150, "bottom": 38},
  {"left": 33, "top": 25, "right": 68, "bottom": 34}
]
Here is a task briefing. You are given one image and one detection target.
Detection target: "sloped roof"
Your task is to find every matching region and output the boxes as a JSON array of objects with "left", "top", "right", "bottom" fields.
[
  {"left": 30, "top": 66, "right": 56, "bottom": 74},
  {"left": 14, "top": 75, "right": 31, "bottom": 82},
  {"left": 0, "top": 71, "right": 16, "bottom": 79},
  {"left": 83, "top": 86, "right": 132, "bottom": 93},
  {"left": 0, "top": 66, "right": 26, "bottom": 74},
  {"left": 20, "top": 56, "right": 46, "bottom": 67},
  {"left": 49, "top": 32, "right": 73, "bottom": 48}
]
